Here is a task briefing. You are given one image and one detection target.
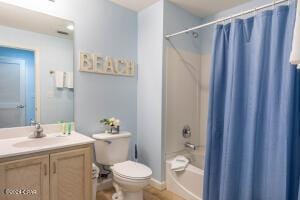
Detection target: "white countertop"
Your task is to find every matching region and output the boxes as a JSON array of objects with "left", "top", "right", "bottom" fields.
[{"left": 0, "top": 131, "right": 95, "bottom": 159}]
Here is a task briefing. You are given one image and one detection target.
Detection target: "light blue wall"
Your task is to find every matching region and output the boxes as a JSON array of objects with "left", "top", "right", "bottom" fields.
[
  {"left": 137, "top": 0, "right": 164, "bottom": 181},
  {"left": 72, "top": 0, "right": 138, "bottom": 141},
  {"left": 0, "top": 47, "right": 35, "bottom": 125},
  {"left": 71, "top": 0, "right": 138, "bottom": 159},
  {"left": 136, "top": 0, "right": 203, "bottom": 182},
  {"left": 199, "top": 0, "right": 274, "bottom": 54}
]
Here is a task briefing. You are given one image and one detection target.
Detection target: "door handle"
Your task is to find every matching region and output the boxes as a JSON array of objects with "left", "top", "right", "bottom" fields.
[{"left": 16, "top": 105, "right": 25, "bottom": 109}]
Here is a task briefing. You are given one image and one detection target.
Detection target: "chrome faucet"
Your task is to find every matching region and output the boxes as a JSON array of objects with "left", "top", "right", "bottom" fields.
[
  {"left": 185, "top": 142, "right": 199, "bottom": 150},
  {"left": 30, "top": 120, "right": 46, "bottom": 138}
]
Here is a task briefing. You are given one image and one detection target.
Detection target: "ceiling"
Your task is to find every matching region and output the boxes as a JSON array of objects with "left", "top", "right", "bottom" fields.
[
  {"left": 109, "top": 0, "right": 160, "bottom": 12},
  {"left": 168, "top": 0, "right": 250, "bottom": 17},
  {"left": 0, "top": 2, "right": 74, "bottom": 39},
  {"left": 109, "top": 0, "right": 250, "bottom": 18}
]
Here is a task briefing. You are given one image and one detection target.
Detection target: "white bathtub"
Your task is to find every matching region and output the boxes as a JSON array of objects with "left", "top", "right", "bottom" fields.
[{"left": 166, "top": 150, "right": 204, "bottom": 200}]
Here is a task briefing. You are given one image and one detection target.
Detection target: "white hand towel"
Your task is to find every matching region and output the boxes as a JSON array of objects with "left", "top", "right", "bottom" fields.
[
  {"left": 290, "top": 0, "right": 300, "bottom": 65},
  {"left": 55, "top": 70, "right": 64, "bottom": 88},
  {"left": 171, "top": 155, "right": 189, "bottom": 172},
  {"left": 64, "top": 72, "right": 73, "bottom": 89}
]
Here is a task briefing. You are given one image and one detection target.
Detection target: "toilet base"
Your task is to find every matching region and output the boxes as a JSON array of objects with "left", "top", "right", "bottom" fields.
[
  {"left": 113, "top": 182, "right": 144, "bottom": 200},
  {"left": 112, "top": 191, "right": 143, "bottom": 200},
  {"left": 123, "top": 191, "right": 143, "bottom": 200}
]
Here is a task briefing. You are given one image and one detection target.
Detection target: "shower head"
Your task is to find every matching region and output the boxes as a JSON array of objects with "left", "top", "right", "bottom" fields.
[{"left": 185, "top": 31, "right": 199, "bottom": 38}]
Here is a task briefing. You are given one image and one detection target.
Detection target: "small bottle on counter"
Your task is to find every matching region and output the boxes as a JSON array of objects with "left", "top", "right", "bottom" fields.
[
  {"left": 67, "top": 123, "right": 72, "bottom": 135},
  {"left": 63, "top": 122, "right": 67, "bottom": 135}
]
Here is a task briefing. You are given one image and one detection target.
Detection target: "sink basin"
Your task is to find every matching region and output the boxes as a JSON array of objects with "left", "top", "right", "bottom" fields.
[{"left": 13, "top": 136, "right": 68, "bottom": 148}]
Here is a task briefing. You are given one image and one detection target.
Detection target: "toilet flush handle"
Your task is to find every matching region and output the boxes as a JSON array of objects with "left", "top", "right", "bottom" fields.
[{"left": 104, "top": 140, "right": 112, "bottom": 144}]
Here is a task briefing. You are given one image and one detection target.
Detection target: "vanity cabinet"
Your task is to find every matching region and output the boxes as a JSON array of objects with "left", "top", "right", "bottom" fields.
[
  {"left": 50, "top": 148, "right": 91, "bottom": 200},
  {"left": 0, "top": 155, "right": 49, "bottom": 200},
  {"left": 0, "top": 145, "right": 92, "bottom": 200}
]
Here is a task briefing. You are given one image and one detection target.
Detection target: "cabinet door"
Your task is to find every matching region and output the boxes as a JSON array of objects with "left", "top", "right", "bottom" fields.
[
  {"left": 50, "top": 147, "right": 92, "bottom": 200},
  {"left": 0, "top": 155, "right": 49, "bottom": 200}
]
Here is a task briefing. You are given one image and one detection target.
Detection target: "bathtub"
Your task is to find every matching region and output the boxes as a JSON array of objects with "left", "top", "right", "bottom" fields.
[{"left": 166, "top": 149, "right": 204, "bottom": 200}]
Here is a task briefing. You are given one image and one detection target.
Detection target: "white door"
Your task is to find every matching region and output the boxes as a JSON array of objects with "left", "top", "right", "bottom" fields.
[{"left": 0, "top": 57, "right": 25, "bottom": 128}]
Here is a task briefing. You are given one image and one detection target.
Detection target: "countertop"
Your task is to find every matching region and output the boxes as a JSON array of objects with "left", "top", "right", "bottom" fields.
[{"left": 0, "top": 131, "right": 95, "bottom": 159}]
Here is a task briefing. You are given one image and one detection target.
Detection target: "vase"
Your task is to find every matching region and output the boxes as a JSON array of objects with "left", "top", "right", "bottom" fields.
[{"left": 105, "top": 125, "right": 120, "bottom": 134}]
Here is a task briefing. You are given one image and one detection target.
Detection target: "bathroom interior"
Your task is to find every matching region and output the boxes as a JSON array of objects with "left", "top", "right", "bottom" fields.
[{"left": 0, "top": 0, "right": 300, "bottom": 200}]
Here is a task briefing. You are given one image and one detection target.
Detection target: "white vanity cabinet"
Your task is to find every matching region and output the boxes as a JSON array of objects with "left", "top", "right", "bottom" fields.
[{"left": 0, "top": 145, "right": 92, "bottom": 200}]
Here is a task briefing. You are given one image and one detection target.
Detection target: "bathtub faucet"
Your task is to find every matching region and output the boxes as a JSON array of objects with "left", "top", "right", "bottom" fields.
[{"left": 185, "top": 142, "right": 199, "bottom": 150}]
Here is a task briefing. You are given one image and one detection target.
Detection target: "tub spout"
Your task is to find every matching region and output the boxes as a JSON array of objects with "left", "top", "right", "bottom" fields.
[{"left": 185, "top": 142, "right": 199, "bottom": 150}]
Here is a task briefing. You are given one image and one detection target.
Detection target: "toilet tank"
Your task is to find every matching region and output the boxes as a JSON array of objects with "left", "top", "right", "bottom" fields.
[{"left": 93, "top": 131, "right": 131, "bottom": 166}]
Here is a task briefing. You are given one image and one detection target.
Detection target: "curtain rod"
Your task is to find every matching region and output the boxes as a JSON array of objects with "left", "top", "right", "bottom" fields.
[{"left": 165, "top": 0, "right": 289, "bottom": 39}]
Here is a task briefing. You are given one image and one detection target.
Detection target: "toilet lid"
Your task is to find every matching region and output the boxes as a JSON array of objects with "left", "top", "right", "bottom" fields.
[{"left": 112, "top": 161, "right": 152, "bottom": 180}]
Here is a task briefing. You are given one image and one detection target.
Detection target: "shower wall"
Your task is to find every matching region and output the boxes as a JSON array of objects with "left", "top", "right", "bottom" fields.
[
  {"left": 165, "top": 46, "right": 210, "bottom": 155},
  {"left": 199, "top": 54, "right": 210, "bottom": 148}
]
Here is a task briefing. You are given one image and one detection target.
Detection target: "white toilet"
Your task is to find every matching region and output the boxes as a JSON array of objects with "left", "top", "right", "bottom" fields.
[{"left": 93, "top": 131, "right": 152, "bottom": 200}]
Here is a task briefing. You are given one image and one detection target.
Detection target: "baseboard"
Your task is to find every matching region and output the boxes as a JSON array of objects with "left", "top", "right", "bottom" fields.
[{"left": 150, "top": 178, "right": 166, "bottom": 191}]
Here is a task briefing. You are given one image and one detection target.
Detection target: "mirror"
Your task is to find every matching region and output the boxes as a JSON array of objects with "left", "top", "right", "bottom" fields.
[{"left": 0, "top": 3, "right": 74, "bottom": 128}]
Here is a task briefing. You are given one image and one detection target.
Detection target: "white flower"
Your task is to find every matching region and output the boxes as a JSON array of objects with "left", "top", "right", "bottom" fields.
[{"left": 115, "top": 119, "right": 120, "bottom": 126}]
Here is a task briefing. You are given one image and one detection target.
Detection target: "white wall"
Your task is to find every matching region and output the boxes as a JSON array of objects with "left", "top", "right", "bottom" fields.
[
  {"left": 199, "top": 54, "right": 210, "bottom": 148},
  {"left": 164, "top": 0, "right": 204, "bottom": 155},
  {"left": 163, "top": 1, "right": 209, "bottom": 181},
  {"left": 0, "top": 25, "right": 73, "bottom": 124},
  {"left": 165, "top": 47, "right": 201, "bottom": 155},
  {"left": 137, "top": 0, "right": 164, "bottom": 181}
]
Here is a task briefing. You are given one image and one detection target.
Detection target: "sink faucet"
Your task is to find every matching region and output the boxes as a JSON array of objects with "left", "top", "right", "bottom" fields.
[
  {"left": 30, "top": 120, "right": 46, "bottom": 138},
  {"left": 185, "top": 142, "right": 199, "bottom": 150}
]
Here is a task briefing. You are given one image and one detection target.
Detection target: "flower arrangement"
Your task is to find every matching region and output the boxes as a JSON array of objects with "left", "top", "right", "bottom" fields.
[{"left": 100, "top": 117, "right": 120, "bottom": 134}]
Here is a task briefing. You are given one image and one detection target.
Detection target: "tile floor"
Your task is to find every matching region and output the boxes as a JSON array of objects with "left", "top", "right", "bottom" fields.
[{"left": 96, "top": 186, "right": 185, "bottom": 200}]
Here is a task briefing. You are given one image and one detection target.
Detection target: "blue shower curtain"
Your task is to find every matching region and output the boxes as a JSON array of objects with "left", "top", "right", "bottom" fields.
[{"left": 204, "top": 2, "right": 300, "bottom": 200}]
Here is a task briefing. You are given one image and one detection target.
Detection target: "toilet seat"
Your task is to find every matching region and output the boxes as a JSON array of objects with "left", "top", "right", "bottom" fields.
[{"left": 112, "top": 161, "right": 152, "bottom": 180}]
